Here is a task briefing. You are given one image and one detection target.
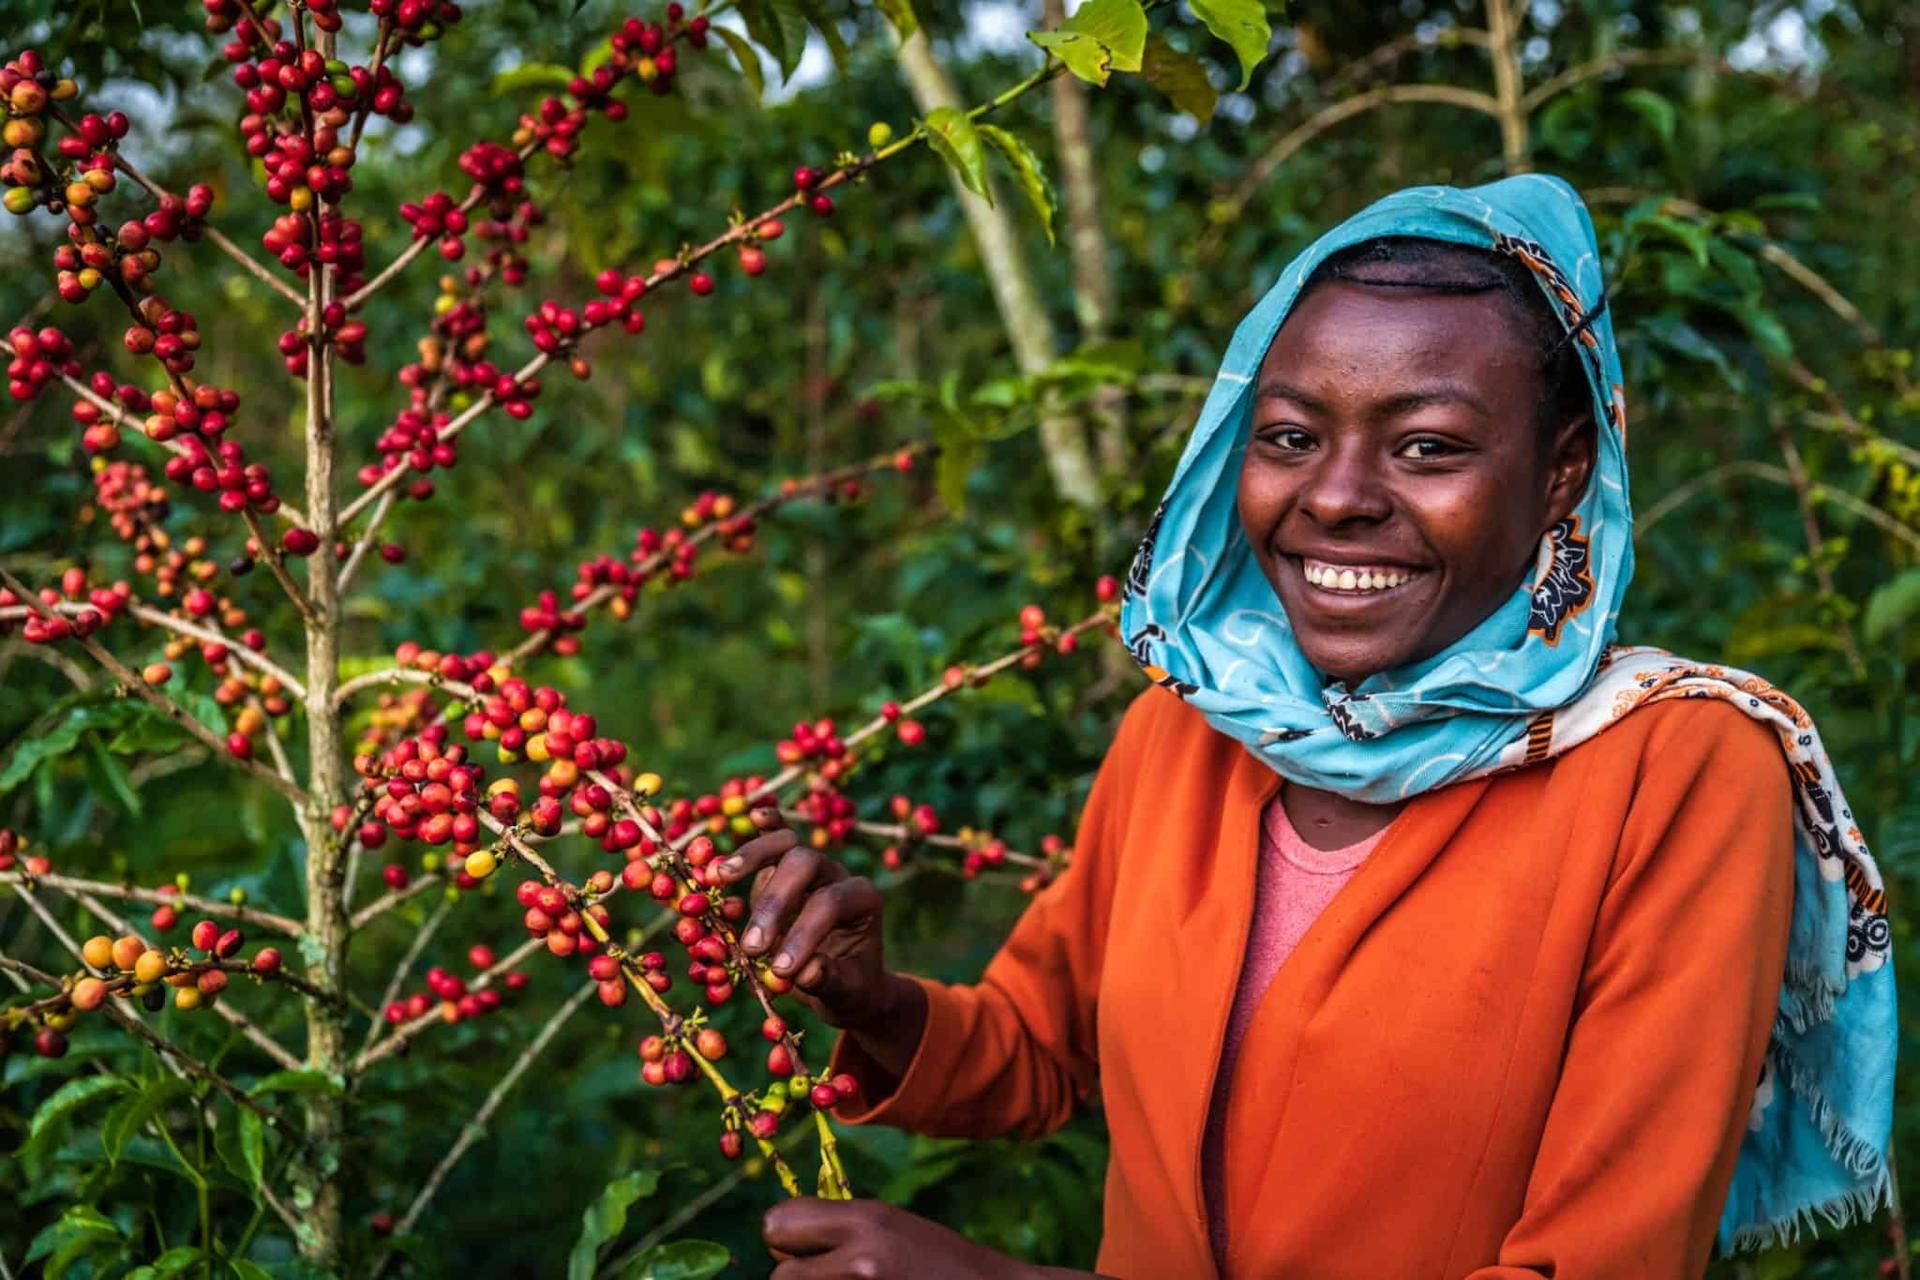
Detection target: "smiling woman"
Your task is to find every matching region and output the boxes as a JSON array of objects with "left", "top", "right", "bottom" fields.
[{"left": 725, "top": 176, "right": 1895, "bottom": 1280}]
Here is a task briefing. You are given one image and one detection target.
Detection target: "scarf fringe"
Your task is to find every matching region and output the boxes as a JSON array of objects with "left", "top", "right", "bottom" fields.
[
  {"left": 1778, "top": 956, "right": 1842, "bottom": 1035},
  {"left": 1721, "top": 1043, "right": 1893, "bottom": 1254},
  {"left": 1724, "top": 1174, "right": 1891, "bottom": 1253}
]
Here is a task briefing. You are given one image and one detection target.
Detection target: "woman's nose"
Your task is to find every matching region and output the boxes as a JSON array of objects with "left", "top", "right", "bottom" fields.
[{"left": 1298, "top": 444, "right": 1391, "bottom": 526}]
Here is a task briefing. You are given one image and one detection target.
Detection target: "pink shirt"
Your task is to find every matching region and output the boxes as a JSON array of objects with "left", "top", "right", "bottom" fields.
[{"left": 1201, "top": 793, "right": 1393, "bottom": 1268}]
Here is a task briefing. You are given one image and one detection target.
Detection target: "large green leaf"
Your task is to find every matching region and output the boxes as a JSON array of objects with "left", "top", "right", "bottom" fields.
[
  {"left": 1188, "top": 0, "right": 1270, "bottom": 89},
  {"left": 1, "top": 696, "right": 148, "bottom": 793},
  {"left": 618, "top": 1239, "right": 730, "bottom": 1280},
  {"left": 567, "top": 1168, "right": 663, "bottom": 1280},
  {"left": 710, "top": 23, "right": 765, "bottom": 102},
  {"left": 978, "top": 125, "right": 1054, "bottom": 241},
  {"left": 103, "top": 1076, "right": 193, "bottom": 1165},
  {"left": 84, "top": 732, "right": 143, "bottom": 817},
  {"left": 923, "top": 108, "right": 991, "bottom": 200},
  {"left": 1865, "top": 569, "right": 1920, "bottom": 645},
  {"left": 738, "top": 0, "right": 798, "bottom": 81},
  {"left": 1140, "top": 34, "right": 1217, "bottom": 123},
  {"left": 491, "top": 62, "right": 576, "bottom": 95},
  {"left": 25, "top": 1204, "right": 124, "bottom": 1271},
  {"left": 24, "top": 1074, "right": 131, "bottom": 1170},
  {"left": 249, "top": 1068, "right": 343, "bottom": 1098},
  {"left": 797, "top": 0, "right": 848, "bottom": 75},
  {"left": 1029, "top": 0, "right": 1146, "bottom": 86},
  {"left": 126, "top": 1246, "right": 209, "bottom": 1279},
  {"left": 1621, "top": 88, "right": 1676, "bottom": 147},
  {"left": 216, "top": 1100, "right": 266, "bottom": 1188}
]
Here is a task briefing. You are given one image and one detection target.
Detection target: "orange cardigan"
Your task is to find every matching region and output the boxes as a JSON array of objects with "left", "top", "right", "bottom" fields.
[{"left": 831, "top": 686, "right": 1795, "bottom": 1279}]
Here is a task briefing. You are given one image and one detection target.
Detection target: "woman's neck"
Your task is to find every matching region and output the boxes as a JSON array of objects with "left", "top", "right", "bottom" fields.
[{"left": 1279, "top": 779, "right": 1403, "bottom": 852}]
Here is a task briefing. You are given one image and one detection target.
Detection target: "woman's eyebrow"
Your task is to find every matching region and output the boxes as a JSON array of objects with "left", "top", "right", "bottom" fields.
[
  {"left": 1255, "top": 378, "right": 1491, "bottom": 419},
  {"left": 1254, "top": 378, "right": 1328, "bottom": 410}
]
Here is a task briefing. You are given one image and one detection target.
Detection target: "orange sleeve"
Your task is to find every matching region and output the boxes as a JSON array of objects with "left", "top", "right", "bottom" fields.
[
  {"left": 827, "top": 688, "right": 1162, "bottom": 1139},
  {"left": 1468, "top": 701, "right": 1797, "bottom": 1278}
]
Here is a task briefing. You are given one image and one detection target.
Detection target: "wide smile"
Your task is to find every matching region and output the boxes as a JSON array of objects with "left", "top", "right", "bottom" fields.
[{"left": 1287, "top": 556, "right": 1429, "bottom": 609}]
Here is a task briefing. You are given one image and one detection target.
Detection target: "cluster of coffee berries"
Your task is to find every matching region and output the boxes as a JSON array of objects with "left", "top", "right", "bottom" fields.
[
  {"left": 878, "top": 698, "right": 927, "bottom": 748},
  {"left": 790, "top": 166, "right": 836, "bottom": 218},
  {"left": 1, "top": 52, "right": 78, "bottom": 217},
  {"left": 775, "top": 717, "right": 851, "bottom": 776},
  {"left": 149, "top": 385, "right": 283, "bottom": 516},
  {"left": 514, "top": 878, "right": 613, "bottom": 959},
  {"left": 361, "top": 727, "right": 490, "bottom": 859},
  {"left": 0, "top": 570, "right": 130, "bottom": 645},
  {"left": 0, "top": 828, "right": 48, "bottom": 874},
  {"left": 5, "top": 324, "right": 77, "bottom": 401},
  {"left": 382, "top": 949, "right": 525, "bottom": 1028},
  {"left": 50, "top": 179, "right": 213, "bottom": 307}
]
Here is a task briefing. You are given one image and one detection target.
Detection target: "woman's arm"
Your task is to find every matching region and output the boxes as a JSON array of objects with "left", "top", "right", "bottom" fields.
[
  {"left": 711, "top": 688, "right": 1161, "bottom": 1140},
  {"left": 762, "top": 1199, "right": 1113, "bottom": 1280},
  {"left": 1467, "top": 703, "right": 1797, "bottom": 1278}
]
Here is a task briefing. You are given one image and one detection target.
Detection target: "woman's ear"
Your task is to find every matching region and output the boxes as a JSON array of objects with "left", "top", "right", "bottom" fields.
[{"left": 1542, "top": 413, "right": 1596, "bottom": 529}]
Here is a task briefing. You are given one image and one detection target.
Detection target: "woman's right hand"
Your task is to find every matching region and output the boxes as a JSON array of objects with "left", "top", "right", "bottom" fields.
[{"left": 708, "top": 812, "right": 914, "bottom": 1040}]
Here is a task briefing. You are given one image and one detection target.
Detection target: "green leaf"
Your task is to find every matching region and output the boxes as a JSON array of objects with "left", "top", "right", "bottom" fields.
[
  {"left": 978, "top": 125, "right": 1055, "bottom": 241},
  {"left": 1140, "top": 34, "right": 1217, "bottom": 122},
  {"left": 873, "top": 0, "right": 917, "bottom": 37},
  {"left": 933, "top": 418, "right": 982, "bottom": 514},
  {"left": 127, "top": 1246, "right": 210, "bottom": 1280},
  {"left": 1637, "top": 213, "right": 1709, "bottom": 266},
  {"left": 24, "top": 1074, "right": 131, "bottom": 1169},
  {"left": 25, "top": 1205, "right": 123, "bottom": 1266},
  {"left": 1739, "top": 307, "right": 1795, "bottom": 361},
  {"left": 710, "top": 24, "right": 765, "bottom": 102},
  {"left": 103, "top": 1076, "right": 192, "bottom": 1166},
  {"left": 619, "top": 1239, "right": 730, "bottom": 1280},
  {"left": 1639, "top": 315, "right": 1743, "bottom": 392},
  {"left": 249, "top": 1068, "right": 342, "bottom": 1098},
  {"left": 923, "top": 108, "right": 991, "bottom": 200},
  {"left": 567, "top": 1168, "right": 663, "bottom": 1280},
  {"left": 1620, "top": 88, "right": 1675, "bottom": 147},
  {"left": 216, "top": 1101, "right": 266, "bottom": 1188},
  {"left": 1187, "top": 0, "right": 1270, "bottom": 89},
  {"left": 84, "top": 732, "right": 143, "bottom": 817},
  {"left": 1865, "top": 569, "right": 1920, "bottom": 645},
  {"left": 580, "top": 38, "right": 616, "bottom": 76},
  {"left": 798, "top": 0, "right": 848, "bottom": 76},
  {"left": 1, "top": 696, "right": 151, "bottom": 794},
  {"left": 228, "top": 1261, "right": 274, "bottom": 1280},
  {"left": 1029, "top": 0, "right": 1147, "bottom": 86},
  {"left": 738, "top": 0, "right": 797, "bottom": 81},
  {"left": 491, "top": 62, "right": 576, "bottom": 95}
]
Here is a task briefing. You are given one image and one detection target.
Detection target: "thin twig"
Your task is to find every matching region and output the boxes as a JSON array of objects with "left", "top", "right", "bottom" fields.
[
  {"left": 240, "top": 509, "right": 320, "bottom": 625},
  {"left": 0, "top": 871, "right": 303, "bottom": 935},
  {"left": 105, "top": 150, "right": 307, "bottom": 308},
  {"left": 0, "top": 564, "right": 310, "bottom": 806},
  {"left": 355, "top": 897, "right": 453, "bottom": 1059},
  {"left": 383, "top": 980, "right": 596, "bottom": 1251},
  {"left": 1771, "top": 417, "right": 1866, "bottom": 675}
]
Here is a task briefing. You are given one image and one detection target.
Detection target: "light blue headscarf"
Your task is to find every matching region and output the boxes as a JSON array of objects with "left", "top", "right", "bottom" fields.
[{"left": 1120, "top": 174, "right": 1894, "bottom": 1253}]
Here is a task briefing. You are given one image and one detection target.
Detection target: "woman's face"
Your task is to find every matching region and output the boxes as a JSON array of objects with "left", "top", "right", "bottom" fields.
[{"left": 1237, "top": 280, "right": 1595, "bottom": 686}]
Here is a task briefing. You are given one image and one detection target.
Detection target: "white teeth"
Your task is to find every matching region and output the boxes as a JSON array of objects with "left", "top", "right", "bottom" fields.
[{"left": 1302, "top": 561, "right": 1414, "bottom": 593}]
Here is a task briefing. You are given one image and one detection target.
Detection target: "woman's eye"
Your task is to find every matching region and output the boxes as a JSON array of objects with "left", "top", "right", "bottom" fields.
[
  {"left": 1258, "top": 427, "right": 1314, "bottom": 452},
  {"left": 1398, "top": 437, "right": 1459, "bottom": 460}
]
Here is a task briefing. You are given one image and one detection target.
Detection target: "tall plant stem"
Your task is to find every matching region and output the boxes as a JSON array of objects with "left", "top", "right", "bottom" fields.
[
  {"left": 290, "top": 92, "right": 352, "bottom": 1264},
  {"left": 1484, "top": 0, "right": 1530, "bottom": 172},
  {"left": 893, "top": 27, "right": 1101, "bottom": 512}
]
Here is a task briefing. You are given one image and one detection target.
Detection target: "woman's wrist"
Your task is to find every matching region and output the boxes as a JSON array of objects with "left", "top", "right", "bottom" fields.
[{"left": 841, "top": 971, "right": 928, "bottom": 1079}]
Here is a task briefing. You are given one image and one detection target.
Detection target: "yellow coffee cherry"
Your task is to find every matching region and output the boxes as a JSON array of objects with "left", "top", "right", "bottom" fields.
[
  {"left": 634, "top": 772, "right": 663, "bottom": 797},
  {"left": 81, "top": 935, "right": 115, "bottom": 970},
  {"left": 464, "top": 849, "right": 498, "bottom": 880},
  {"left": 133, "top": 950, "right": 168, "bottom": 984}
]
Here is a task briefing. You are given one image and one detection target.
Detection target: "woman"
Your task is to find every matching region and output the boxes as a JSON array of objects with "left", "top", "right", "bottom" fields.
[{"left": 718, "top": 176, "right": 1896, "bottom": 1278}]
